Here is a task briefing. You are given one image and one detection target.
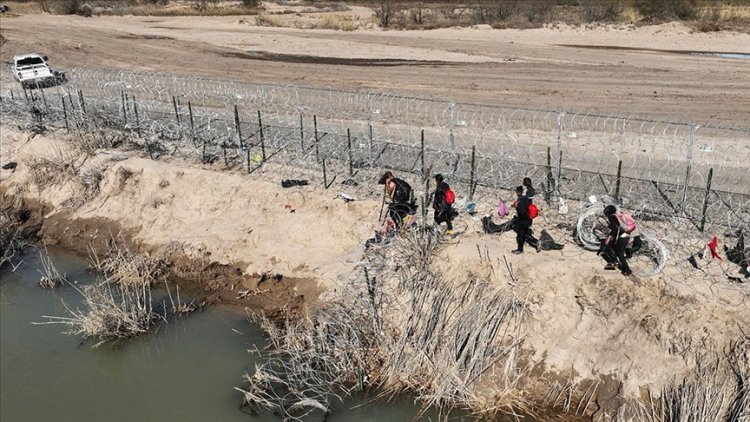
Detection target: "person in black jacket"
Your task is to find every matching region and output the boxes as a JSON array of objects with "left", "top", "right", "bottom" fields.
[
  {"left": 511, "top": 186, "right": 534, "bottom": 254},
  {"left": 433, "top": 174, "right": 454, "bottom": 234},
  {"left": 522, "top": 177, "right": 536, "bottom": 200},
  {"left": 379, "top": 171, "right": 413, "bottom": 228},
  {"left": 601, "top": 205, "right": 632, "bottom": 275}
]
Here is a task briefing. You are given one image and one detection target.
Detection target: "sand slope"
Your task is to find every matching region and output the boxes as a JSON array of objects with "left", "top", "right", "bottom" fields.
[{"left": 2, "top": 126, "right": 747, "bottom": 399}]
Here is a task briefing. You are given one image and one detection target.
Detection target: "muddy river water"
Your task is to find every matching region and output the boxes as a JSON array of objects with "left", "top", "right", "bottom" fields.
[{"left": 0, "top": 249, "right": 459, "bottom": 422}]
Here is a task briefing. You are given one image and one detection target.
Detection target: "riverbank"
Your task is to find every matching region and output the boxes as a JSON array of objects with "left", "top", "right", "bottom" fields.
[{"left": 1, "top": 125, "right": 748, "bottom": 418}]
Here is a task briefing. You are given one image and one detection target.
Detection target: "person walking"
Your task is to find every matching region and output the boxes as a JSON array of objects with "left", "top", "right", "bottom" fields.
[
  {"left": 602, "top": 205, "right": 633, "bottom": 275},
  {"left": 522, "top": 177, "right": 536, "bottom": 200},
  {"left": 511, "top": 186, "right": 537, "bottom": 254},
  {"left": 379, "top": 171, "right": 413, "bottom": 228},
  {"left": 432, "top": 174, "right": 455, "bottom": 235}
]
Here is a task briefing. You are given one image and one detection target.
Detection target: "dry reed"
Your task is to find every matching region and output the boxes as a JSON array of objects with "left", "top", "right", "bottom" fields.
[
  {"left": 0, "top": 196, "right": 30, "bottom": 271},
  {"left": 37, "top": 246, "right": 66, "bottom": 288},
  {"left": 237, "top": 228, "right": 528, "bottom": 420}
]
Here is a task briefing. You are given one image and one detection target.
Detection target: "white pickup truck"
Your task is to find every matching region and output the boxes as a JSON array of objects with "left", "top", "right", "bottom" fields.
[{"left": 11, "top": 53, "right": 66, "bottom": 89}]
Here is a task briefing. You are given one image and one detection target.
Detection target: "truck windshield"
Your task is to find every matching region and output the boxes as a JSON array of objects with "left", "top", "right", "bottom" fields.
[{"left": 16, "top": 57, "right": 45, "bottom": 67}]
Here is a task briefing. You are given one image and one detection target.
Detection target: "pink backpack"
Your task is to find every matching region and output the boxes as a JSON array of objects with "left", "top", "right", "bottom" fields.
[
  {"left": 497, "top": 198, "right": 508, "bottom": 218},
  {"left": 616, "top": 212, "right": 637, "bottom": 233}
]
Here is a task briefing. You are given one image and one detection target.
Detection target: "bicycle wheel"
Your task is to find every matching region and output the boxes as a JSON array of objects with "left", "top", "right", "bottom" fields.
[
  {"left": 628, "top": 234, "right": 668, "bottom": 278},
  {"left": 577, "top": 205, "right": 608, "bottom": 251}
]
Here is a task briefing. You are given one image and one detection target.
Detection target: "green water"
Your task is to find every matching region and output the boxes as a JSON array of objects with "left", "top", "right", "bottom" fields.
[{"left": 0, "top": 249, "right": 464, "bottom": 422}]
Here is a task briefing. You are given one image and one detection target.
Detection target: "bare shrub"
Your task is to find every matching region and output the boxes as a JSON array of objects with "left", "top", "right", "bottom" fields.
[
  {"left": 635, "top": 0, "right": 697, "bottom": 21},
  {"left": 25, "top": 143, "right": 103, "bottom": 209},
  {"left": 373, "top": 0, "right": 402, "bottom": 28},
  {"left": 237, "top": 230, "right": 528, "bottom": 419},
  {"left": 579, "top": 0, "right": 623, "bottom": 22},
  {"left": 521, "top": 0, "right": 551, "bottom": 23},
  {"left": 53, "top": 0, "right": 82, "bottom": 15},
  {"left": 473, "top": 0, "right": 518, "bottom": 24}
]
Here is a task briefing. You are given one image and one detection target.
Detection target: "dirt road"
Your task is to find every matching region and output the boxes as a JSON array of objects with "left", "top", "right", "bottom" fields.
[{"left": 1, "top": 14, "right": 749, "bottom": 124}]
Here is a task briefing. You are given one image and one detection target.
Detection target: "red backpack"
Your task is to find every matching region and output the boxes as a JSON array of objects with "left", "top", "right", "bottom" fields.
[
  {"left": 528, "top": 203, "right": 539, "bottom": 219},
  {"left": 445, "top": 188, "right": 455, "bottom": 205}
]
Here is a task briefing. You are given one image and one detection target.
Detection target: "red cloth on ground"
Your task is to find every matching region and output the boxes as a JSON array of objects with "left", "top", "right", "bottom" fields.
[{"left": 708, "top": 235, "right": 722, "bottom": 260}]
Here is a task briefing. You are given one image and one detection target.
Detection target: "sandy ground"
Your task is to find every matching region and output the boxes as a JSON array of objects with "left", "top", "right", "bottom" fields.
[
  {"left": 1, "top": 14, "right": 749, "bottom": 125},
  {"left": 1, "top": 126, "right": 748, "bottom": 399}
]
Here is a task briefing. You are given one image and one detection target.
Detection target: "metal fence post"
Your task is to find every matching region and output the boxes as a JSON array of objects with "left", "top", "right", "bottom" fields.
[
  {"left": 234, "top": 104, "right": 243, "bottom": 149},
  {"left": 322, "top": 157, "right": 328, "bottom": 188},
  {"left": 299, "top": 112, "right": 304, "bottom": 152},
  {"left": 545, "top": 146, "right": 553, "bottom": 203},
  {"left": 257, "top": 110, "right": 266, "bottom": 161},
  {"left": 40, "top": 87, "right": 49, "bottom": 116},
  {"left": 699, "top": 167, "right": 714, "bottom": 232},
  {"left": 469, "top": 146, "right": 476, "bottom": 201},
  {"left": 172, "top": 96, "right": 181, "bottom": 126},
  {"left": 121, "top": 90, "right": 128, "bottom": 126},
  {"left": 78, "top": 90, "right": 86, "bottom": 114},
  {"left": 188, "top": 101, "right": 195, "bottom": 142},
  {"left": 555, "top": 111, "right": 565, "bottom": 196},
  {"left": 62, "top": 96, "right": 69, "bottom": 132},
  {"left": 347, "top": 128, "right": 354, "bottom": 177},
  {"left": 133, "top": 96, "right": 141, "bottom": 136},
  {"left": 313, "top": 115, "right": 320, "bottom": 164},
  {"left": 420, "top": 128, "right": 425, "bottom": 180},
  {"left": 614, "top": 160, "right": 623, "bottom": 201},
  {"left": 449, "top": 101, "right": 456, "bottom": 150}
]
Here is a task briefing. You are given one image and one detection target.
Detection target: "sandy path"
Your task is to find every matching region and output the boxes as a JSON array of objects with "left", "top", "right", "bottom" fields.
[{"left": 1, "top": 15, "right": 749, "bottom": 124}]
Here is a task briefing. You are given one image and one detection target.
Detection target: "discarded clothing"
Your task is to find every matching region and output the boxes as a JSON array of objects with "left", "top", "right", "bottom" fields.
[
  {"left": 482, "top": 216, "right": 513, "bottom": 234},
  {"left": 724, "top": 231, "right": 747, "bottom": 266},
  {"left": 539, "top": 230, "right": 564, "bottom": 251},
  {"left": 708, "top": 235, "right": 722, "bottom": 260},
  {"left": 281, "top": 179, "right": 309, "bottom": 188}
]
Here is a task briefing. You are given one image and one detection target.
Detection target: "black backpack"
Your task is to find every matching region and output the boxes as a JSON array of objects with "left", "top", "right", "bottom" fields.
[{"left": 392, "top": 178, "right": 413, "bottom": 204}]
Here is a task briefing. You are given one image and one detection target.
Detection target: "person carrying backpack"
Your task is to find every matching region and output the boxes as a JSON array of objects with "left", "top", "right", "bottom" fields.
[
  {"left": 379, "top": 171, "right": 413, "bottom": 228},
  {"left": 601, "top": 205, "right": 633, "bottom": 276},
  {"left": 432, "top": 174, "right": 455, "bottom": 234},
  {"left": 511, "top": 186, "right": 539, "bottom": 254}
]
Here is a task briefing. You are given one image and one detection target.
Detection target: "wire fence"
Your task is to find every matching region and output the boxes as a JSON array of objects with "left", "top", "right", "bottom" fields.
[{"left": 1, "top": 68, "right": 749, "bottom": 298}]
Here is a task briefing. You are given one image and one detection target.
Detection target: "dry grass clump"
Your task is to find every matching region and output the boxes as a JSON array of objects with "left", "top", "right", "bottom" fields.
[
  {"left": 237, "top": 229, "right": 527, "bottom": 419},
  {"left": 600, "top": 336, "right": 750, "bottom": 421},
  {"left": 38, "top": 239, "right": 186, "bottom": 346},
  {"left": 37, "top": 246, "right": 66, "bottom": 288},
  {"left": 39, "top": 279, "right": 161, "bottom": 347},
  {"left": 0, "top": 196, "right": 30, "bottom": 271},
  {"left": 307, "top": 14, "right": 358, "bottom": 30},
  {"left": 255, "top": 12, "right": 286, "bottom": 26},
  {"left": 89, "top": 237, "right": 175, "bottom": 287}
]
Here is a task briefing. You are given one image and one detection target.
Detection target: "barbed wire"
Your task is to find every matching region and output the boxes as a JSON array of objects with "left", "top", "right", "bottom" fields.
[{"left": 1, "top": 67, "right": 747, "bottom": 307}]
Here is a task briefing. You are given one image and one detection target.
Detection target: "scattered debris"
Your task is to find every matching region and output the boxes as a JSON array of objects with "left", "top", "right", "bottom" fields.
[
  {"left": 339, "top": 192, "right": 356, "bottom": 202},
  {"left": 281, "top": 179, "right": 309, "bottom": 188}
]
